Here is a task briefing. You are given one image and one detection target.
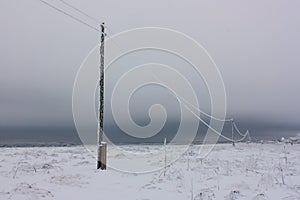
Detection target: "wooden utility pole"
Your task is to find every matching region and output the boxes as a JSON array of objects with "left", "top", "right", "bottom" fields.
[{"left": 97, "top": 22, "right": 107, "bottom": 170}]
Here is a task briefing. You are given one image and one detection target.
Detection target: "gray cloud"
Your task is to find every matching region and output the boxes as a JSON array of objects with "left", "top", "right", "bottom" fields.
[{"left": 1, "top": 0, "right": 300, "bottom": 142}]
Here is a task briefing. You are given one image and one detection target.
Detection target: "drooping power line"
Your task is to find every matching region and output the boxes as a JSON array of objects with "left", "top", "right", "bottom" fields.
[
  {"left": 37, "top": 0, "right": 250, "bottom": 143},
  {"left": 152, "top": 74, "right": 250, "bottom": 142}
]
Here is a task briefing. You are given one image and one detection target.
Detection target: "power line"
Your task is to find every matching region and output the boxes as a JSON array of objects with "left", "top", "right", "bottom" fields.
[
  {"left": 38, "top": 0, "right": 100, "bottom": 32},
  {"left": 39, "top": 0, "right": 124, "bottom": 48},
  {"left": 54, "top": 0, "right": 120, "bottom": 43},
  {"left": 177, "top": 94, "right": 233, "bottom": 122},
  {"left": 152, "top": 74, "right": 233, "bottom": 122},
  {"left": 184, "top": 101, "right": 249, "bottom": 142},
  {"left": 152, "top": 74, "right": 249, "bottom": 142},
  {"left": 167, "top": 85, "right": 249, "bottom": 142},
  {"left": 57, "top": 0, "right": 101, "bottom": 24},
  {"left": 233, "top": 121, "right": 249, "bottom": 138},
  {"left": 37, "top": 0, "right": 250, "bottom": 143}
]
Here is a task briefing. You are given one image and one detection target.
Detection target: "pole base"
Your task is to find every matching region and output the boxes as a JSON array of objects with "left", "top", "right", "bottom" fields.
[
  {"left": 97, "top": 161, "right": 101, "bottom": 169},
  {"left": 97, "top": 142, "right": 107, "bottom": 170},
  {"left": 97, "top": 161, "right": 106, "bottom": 170}
]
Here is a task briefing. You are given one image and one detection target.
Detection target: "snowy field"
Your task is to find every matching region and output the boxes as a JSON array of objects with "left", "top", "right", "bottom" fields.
[{"left": 0, "top": 143, "right": 300, "bottom": 200}]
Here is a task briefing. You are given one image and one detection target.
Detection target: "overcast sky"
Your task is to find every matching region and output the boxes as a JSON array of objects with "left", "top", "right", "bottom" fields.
[{"left": 1, "top": 0, "right": 300, "bottom": 140}]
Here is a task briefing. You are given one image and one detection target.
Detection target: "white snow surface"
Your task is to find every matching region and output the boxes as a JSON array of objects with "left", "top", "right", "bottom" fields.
[{"left": 0, "top": 143, "right": 300, "bottom": 200}]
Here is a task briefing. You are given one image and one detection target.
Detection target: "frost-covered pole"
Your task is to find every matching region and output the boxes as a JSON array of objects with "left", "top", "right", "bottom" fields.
[
  {"left": 231, "top": 120, "right": 235, "bottom": 147},
  {"left": 97, "top": 22, "right": 107, "bottom": 170},
  {"left": 164, "top": 138, "right": 167, "bottom": 176}
]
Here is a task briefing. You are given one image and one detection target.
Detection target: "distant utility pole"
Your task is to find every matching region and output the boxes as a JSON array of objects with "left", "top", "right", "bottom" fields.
[
  {"left": 231, "top": 120, "right": 235, "bottom": 147},
  {"left": 97, "top": 22, "right": 107, "bottom": 170}
]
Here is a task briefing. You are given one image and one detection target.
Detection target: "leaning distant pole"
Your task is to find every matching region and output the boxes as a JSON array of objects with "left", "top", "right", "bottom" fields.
[{"left": 97, "top": 22, "right": 107, "bottom": 170}]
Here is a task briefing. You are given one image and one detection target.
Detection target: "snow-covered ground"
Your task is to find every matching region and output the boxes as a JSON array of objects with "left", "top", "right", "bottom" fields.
[{"left": 0, "top": 143, "right": 300, "bottom": 200}]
